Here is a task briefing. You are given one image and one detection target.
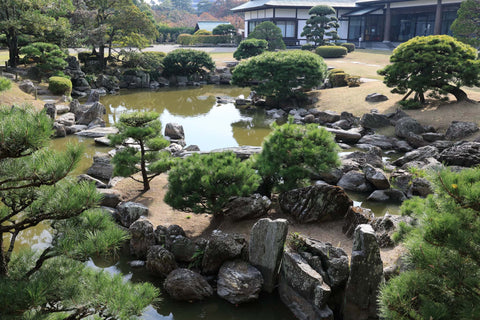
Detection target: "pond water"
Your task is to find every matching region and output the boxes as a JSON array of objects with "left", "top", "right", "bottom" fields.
[{"left": 7, "top": 84, "right": 400, "bottom": 319}]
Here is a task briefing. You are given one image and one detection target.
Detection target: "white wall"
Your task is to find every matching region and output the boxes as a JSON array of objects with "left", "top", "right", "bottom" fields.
[
  {"left": 298, "top": 20, "right": 307, "bottom": 39},
  {"left": 338, "top": 20, "right": 349, "bottom": 39},
  {"left": 275, "top": 8, "right": 296, "bottom": 18}
]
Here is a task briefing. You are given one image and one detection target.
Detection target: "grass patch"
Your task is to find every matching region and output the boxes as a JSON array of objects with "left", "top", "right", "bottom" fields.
[{"left": 0, "top": 49, "right": 9, "bottom": 66}]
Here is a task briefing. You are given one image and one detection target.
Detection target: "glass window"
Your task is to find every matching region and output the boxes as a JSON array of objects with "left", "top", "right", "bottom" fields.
[
  {"left": 275, "top": 20, "right": 296, "bottom": 37},
  {"left": 348, "top": 17, "right": 363, "bottom": 40}
]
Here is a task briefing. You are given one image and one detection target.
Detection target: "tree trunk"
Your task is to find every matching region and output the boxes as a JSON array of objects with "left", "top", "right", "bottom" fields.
[
  {"left": 0, "top": 237, "right": 7, "bottom": 276},
  {"left": 98, "top": 45, "right": 106, "bottom": 70},
  {"left": 445, "top": 86, "right": 474, "bottom": 103},
  {"left": 6, "top": 30, "right": 19, "bottom": 68},
  {"left": 140, "top": 142, "right": 150, "bottom": 191}
]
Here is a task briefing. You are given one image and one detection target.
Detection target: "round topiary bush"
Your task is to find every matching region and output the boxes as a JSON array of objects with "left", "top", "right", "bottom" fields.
[
  {"left": 48, "top": 76, "right": 72, "bottom": 95},
  {"left": 329, "top": 72, "right": 348, "bottom": 87},
  {"left": 341, "top": 42, "right": 355, "bottom": 52},
  {"left": 315, "top": 46, "right": 348, "bottom": 58},
  {"left": 194, "top": 29, "right": 212, "bottom": 36},
  {"left": 301, "top": 44, "right": 316, "bottom": 51}
]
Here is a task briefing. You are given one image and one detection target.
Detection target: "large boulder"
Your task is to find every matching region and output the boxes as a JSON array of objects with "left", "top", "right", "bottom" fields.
[
  {"left": 95, "top": 74, "right": 119, "bottom": 92},
  {"left": 324, "top": 127, "right": 362, "bottom": 144},
  {"left": 445, "top": 121, "right": 479, "bottom": 140},
  {"left": 395, "top": 117, "right": 425, "bottom": 139},
  {"left": 223, "top": 193, "right": 271, "bottom": 221},
  {"left": 365, "top": 93, "right": 388, "bottom": 103},
  {"left": 97, "top": 188, "right": 122, "bottom": 208},
  {"left": 129, "top": 219, "right": 156, "bottom": 259},
  {"left": 86, "top": 153, "right": 113, "bottom": 181},
  {"left": 170, "top": 236, "right": 199, "bottom": 262},
  {"left": 146, "top": 245, "right": 177, "bottom": 277},
  {"left": 116, "top": 201, "right": 148, "bottom": 228},
  {"left": 392, "top": 145, "right": 439, "bottom": 167},
  {"left": 344, "top": 225, "right": 384, "bottom": 320},
  {"left": 371, "top": 214, "right": 414, "bottom": 248},
  {"left": 366, "top": 189, "right": 407, "bottom": 203},
  {"left": 217, "top": 260, "right": 264, "bottom": 304},
  {"left": 360, "top": 112, "right": 390, "bottom": 129},
  {"left": 317, "top": 110, "right": 340, "bottom": 124},
  {"left": 76, "top": 126, "right": 118, "bottom": 138},
  {"left": 364, "top": 165, "right": 390, "bottom": 190},
  {"left": 76, "top": 102, "right": 106, "bottom": 125},
  {"left": 279, "top": 184, "right": 352, "bottom": 223},
  {"left": 279, "top": 250, "right": 333, "bottom": 320},
  {"left": 357, "top": 134, "right": 395, "bottom": 150},
  {"left": 201, "top": 230, "right": 246, "bottom": 274},
  {"left": 164, "top": 268, "right": 213, "bottom": 301},
  {"left": 44, "top": 103, "right": 57, "bottom": 119},
  {"left": 57, "top": 112, "right": 76, "bottom": 126},
  {"left": 439, "top": 142, "right": 480, "bottom": 167},
  {"left": 164, "top": 123, "right": 185, "bottom": 140},
  {"left": 19, "top": 79, "right": 36, "bottom": 94},
  {"left": 337, "top": 171, "right": 374, "bottom": 193},
  {"left": 249, "top": 218, "right": 289, "bottom": 292},
  {"left": 342, "top": 147, "right": 383, "bottom": 169}
]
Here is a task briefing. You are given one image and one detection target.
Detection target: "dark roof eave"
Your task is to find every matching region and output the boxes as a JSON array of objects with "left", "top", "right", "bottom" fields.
[{"left": 232, "top": 3, "right": 355, "bottom": 12}]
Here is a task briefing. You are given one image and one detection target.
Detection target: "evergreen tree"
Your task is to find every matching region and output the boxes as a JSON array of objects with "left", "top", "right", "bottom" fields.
[
  {"left": 379, "top": 167, "right": 480, "bottom": 319},
  {"left": 109, "top": 111, "right": 172, "bottom": 191},
  {"left": 301, "top": 5, "right": 340, "bottom": 46},
  {"left": 451, "top": 0, "right": 480, "bottom": 48},
  {"left": 248, "top": 21, "right": 286, "bottom": 51},
  {"left": 0, "top": 106, "right": 157, "bottom": 319},
  {"left": 254, "top": 117, "right": 340, "bottom": 195}
]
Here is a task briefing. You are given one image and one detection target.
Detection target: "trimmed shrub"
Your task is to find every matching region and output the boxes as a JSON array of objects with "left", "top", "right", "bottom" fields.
[
  {"left": 315, "top": 46, "right": 348, "bottom": 58},
  {"left": 194, "top": 29, "right": 212, "bottom": 35},
  {"left": 328, "top": 68, "right": 345, "bottom": 74},
  {"left": 248, "top": 21, "right": 286, "bottom": 51},
  {"left": 162, "top": 49, "right": 215, "bottom": 77},
  {"left": 177, "top": 34, "right": 193, "bottom": 45},
  {"left": 346, "top": 75, "right": 361, "bottom": 87},
  {"left": 212, "top": 24, "right": 236, "bottom": 36},
  {"left": 0, "top": 76, "right": 12, "bottom": 92},
  {"left": 232, "top": 50, "right": 327, "bottom": 102},
  {"left": 329, "top": 72, "right": 348, "bottom": 87},
  {"left": 20, "top": 42, "right": 68, "bottom": 76},
  {"left": 233, "top": 39, "right": 268, "bottom": 60},
  {"left": 177, "top": 34, "right": 236, "bottom": 45},
  {"left": 48, "top": 76, "right": 72, "bottom": 95},
  {"left": 164, "top": 152, "right": 260, "bottom": 214},
  {"left": 341, "top": 42, "right": 356, "bottom": 52},
  {"left": 121, "top": 51, "right": 165, "bottom": 79}
]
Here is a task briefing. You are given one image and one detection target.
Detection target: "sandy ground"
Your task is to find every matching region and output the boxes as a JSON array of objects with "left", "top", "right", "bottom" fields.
[{"left": 114, "top": 173, "right": 405, "bottom": 267}]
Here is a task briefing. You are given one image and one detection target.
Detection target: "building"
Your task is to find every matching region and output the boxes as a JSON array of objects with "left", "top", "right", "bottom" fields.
[
  {"left": 195, "top": 21, "right": 231, "bottom": 33},
  {"left": 231, "top": 0, "right": 464, "bottom": 45}
]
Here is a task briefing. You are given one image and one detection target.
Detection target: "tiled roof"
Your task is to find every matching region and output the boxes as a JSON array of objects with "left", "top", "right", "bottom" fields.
[{"left": 232, "top": 0, "right": 357, "bottom": 11}]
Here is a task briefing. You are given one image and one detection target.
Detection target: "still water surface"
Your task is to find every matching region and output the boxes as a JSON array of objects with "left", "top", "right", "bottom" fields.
[{"left": 10, "top": 85, "right": 400, "bottom": 319}]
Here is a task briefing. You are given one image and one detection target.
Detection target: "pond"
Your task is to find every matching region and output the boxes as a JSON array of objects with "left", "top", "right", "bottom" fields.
[{"left": 8, "top": 84, "right": 400, "bottom": 319}]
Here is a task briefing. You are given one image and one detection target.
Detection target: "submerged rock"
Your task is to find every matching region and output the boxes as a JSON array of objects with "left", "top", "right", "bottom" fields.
[
  {"left": 217, "top": 260, "right": 264, "bottom": 304},
  {"left": 164, "top": 268, "right": 213, "bottom": 301}
]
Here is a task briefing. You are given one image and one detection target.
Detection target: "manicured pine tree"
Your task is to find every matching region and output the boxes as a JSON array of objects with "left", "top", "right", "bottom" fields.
[
  {"left": 109, "top": 111, "right": 172, "bottom": 191},
  {"left": 0, "top": 106, "right": 157, "bottom": 319},
  {"left": 301, "top": 5, "right": 340, "bottom": 46}
]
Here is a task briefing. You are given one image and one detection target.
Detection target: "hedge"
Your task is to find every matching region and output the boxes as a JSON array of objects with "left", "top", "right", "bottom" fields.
[
  {"left": 315, "top": 45, "right": 348, "bottom": 58},
  {"left": 48, "top": 76, "right": 72, "bottom": 95},
  {"left": 177, "top": 34, "right": 241, "bottom": 45},
  {"left": 341, "top": 42, "right": 356, "bottom": 52}
]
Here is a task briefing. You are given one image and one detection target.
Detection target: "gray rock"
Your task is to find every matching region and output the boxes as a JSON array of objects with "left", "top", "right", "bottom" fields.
[
  {"left": 66, "top": 124, "right": 88, "bottom": 134},
  {"left": 360, "top": 112, "right": 390, "bottom": 129},
  {"left": 342, "top": 206, "right": 375, "bottom": 238},
  {"left": 75, "top": 126, "right": 118, "bottom": 138},
  {"left": 164, "top": 123, "right": 185, "bottom": 140},
  {"left": 217, "top": 260, "right": 264, "bottom": 304},
  {"left": 279, "top": 184, "right": 352, "bottom": 223},
  {"left": 317, "top": 168, "right": 344, "bottom": 185},
  {"left": 129, "top": 219, "right": 156, "bottom": 259},
  {"left": 53, "top": 122, "right": 66, "bottom": 137},
  {"left": 367, "top": 189, "right": 407, "bottom": 203},
  {"left": 364, "top": 165, "right": 390, "bottom": 190},
  {"left": 280, "top": 250, "right": 331, "bottom": 312},
  {"left": 393, "top": 139, "right": 414, "bottom": 152},
  {"left": 170, "top": 236, "right": 199, "bottom": 262},
  {"left": 249, "top": 218, "right": 288, "bottom": 292},
  {"left": 389, "top": 170, "right": 413, "bottom": 192},
  {"left": 94, "top": 136, "right": 111, "bottom": 146},
  {"left": 116, "top": 201, "right": 148, "bottom": 228},
  {"left": 86, "top": 153, "right": 113, "bottom": 181},
  {"left": 97, "top": 188, "right": 122, "bottom": 207},
  {"left": 57, "top": 112, "right": 76, "bottom": 126},
  {"left": 154, "top": 225, "right": 169, "bottom": 247},
  {"left": 395, "top": 117, "right": 425, "bottom": 139},
  {"left": 223, "top": 193, "right": 271, "bottom": 221},
  {"left": 317, "top": 110, "right": 340, "bottom": 123},
  {"left": 344, "top": 224, "right": 384, "bottom": 320},
  {"left": 445, "top": 121, "right": 479, "bottom": 140},
  {"left": 402, "top": 157, "right": 442, "bottom": 171},
  {"left": 422, "top": 132, "right": 445, "bottom": 142},
  {"left": 337, "top": 171, "right": 374, "bottom": 193},
  {"left": 405, "top": 131, "right": 428, "bottom": 148},
  {"left": 357, "top": 134, "right": 394, "bottom": 150},
  {"left": 303, "top": 114, "right": 316, "bottom": 123},
  {"left": 371, "top": 214, "right": 414, "bottom": 248},
  {"left": 55, "top": 104, "right": 70, "bottom": 114},
  {"left": 129, "top": 260, "right": 146, "bottom": 268},
  {"left": 201, "top": 230, "right": 246, "bottom": 274},
  {"left": 19, "top": 80, "right": 36, "bottom": 94},
  {"left": 86, "top": 90, "right": 101, "bottom": 104},
  {"left": 164, "top": 268, "right": 213, "bottom": 301},
  {"left": 409, "top": 177, "right": 433, "bottom": 197},
  {"left": 44, "top": 103, "right": 57, "bottom": 119},
  {"left": 365, "top": 93, "right": 388, "bottom": 103},
  {"left": 342, "top": 146, "right": 383, "bottom": 169},
  {"left": 96, "top": 74, "right": 119, "bottom": 92},
  {"left": 146, "top": 245, "right": 177, "bottom": 277},
  {"left": 393, "top": 145, "right": 439, "bottom": 167},
  {"left": 209, "top": 146, "right": 262, "bottom": 160},
  {"left": 77, "top": 102, "right": 106, "bottom": 125},
  {"left": 439, "top": 142, "right": 480, "bottom": 167},
  {"left": 167, "top": 224, "right": 186, "bottom": 237},
  {"left": 324, "top": 127, "right": 362, "bottom": 144},
  {"left": 331, "top": 119, "right": 352, "bottom": 130}
]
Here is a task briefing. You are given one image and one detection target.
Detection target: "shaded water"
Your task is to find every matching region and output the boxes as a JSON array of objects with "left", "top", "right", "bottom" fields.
[{"left": 6, "top": 85, "right": 400, "bottom": 319}]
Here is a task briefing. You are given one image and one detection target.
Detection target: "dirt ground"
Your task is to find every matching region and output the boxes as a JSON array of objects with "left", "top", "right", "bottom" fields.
[{"left": 114, "top": 173, "right": 405, "bottom": 267}]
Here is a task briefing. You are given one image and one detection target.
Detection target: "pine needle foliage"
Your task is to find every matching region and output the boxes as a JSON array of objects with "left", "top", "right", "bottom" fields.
[
  {"left": 301, "top": 5, "right": 340, "bottom": 46},
  {"left": 109, "top": 111, "right": 171, "bottom": 191},
  {"left": 379, "top": 167, "right": 480, "bottom": 319},
  {"left": 164, "top": 151, "right": 261, "bottom": 214},
  {"left": 0, "top": 105, "right": 158, "bottom": 319},
  {"left": 254, "top": 117, "right": 340, "bottom": 195}
]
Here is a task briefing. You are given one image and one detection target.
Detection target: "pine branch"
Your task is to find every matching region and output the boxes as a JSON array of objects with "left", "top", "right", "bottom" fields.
[
  {"left": 4, "top": 229, "right": 19, "bottom": 265},
  {"left": 23, "top": 247, "right": 54, "bottom": 279}
]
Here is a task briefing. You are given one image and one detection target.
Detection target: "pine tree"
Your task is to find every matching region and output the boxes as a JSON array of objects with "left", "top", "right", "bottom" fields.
[
  {"left": 301, "top": 5, "right": 340, "bottom": 46},
  {"left": 379, "top": 167, "right": 480, "bottom": 319},
  {"left": 109, "top": 111, "right": 172, "bottom": 191},
  {"left": 0, "top": 106, "right": 158, "bottom": 319}
]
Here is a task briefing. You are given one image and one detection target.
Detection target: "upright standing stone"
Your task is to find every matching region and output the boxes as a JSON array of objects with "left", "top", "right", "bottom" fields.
[
  {"left": 344, "top": 224, "right": 384, "bottom": 320},
  {"left": 249, "top": 218, "right": 288, "bottom": 292}
]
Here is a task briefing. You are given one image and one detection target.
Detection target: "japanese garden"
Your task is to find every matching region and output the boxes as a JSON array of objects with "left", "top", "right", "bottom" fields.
[{"left": 1, "top": 0, "right": 480, "bottom": 319}]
